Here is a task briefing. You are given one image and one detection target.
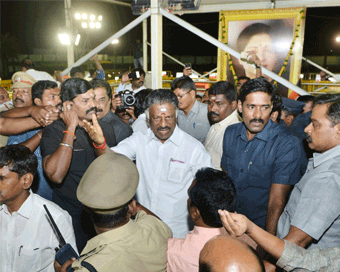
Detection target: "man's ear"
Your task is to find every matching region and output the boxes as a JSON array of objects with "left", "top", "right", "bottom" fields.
[
  {"left": 127, "top": 199, "right": 137, "bottom": 218},
  {"left": 21, "top": 173, "right": 34, "bottom": 190},
  {"left": 189, "top": 205, "right": 201, "bottom": 223},
  {"left": 334, "top": 123, "right": 340, "bottom": 140},
  {"left": 34, "top": 98, "right": 42, "bottom": 106},
  {"left": 237, "top": 100, "right": 243, "bottom": 113}
]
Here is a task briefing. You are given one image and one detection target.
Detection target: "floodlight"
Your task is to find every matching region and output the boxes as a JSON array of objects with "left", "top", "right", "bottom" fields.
[
  {"left": 82, "top": 13, "right": 87, "bottom": 20},
  {"left": 111, "top": 39, "right": 119, "bottom": 44},
  {"left": 75, "top": 34, "right": 81, "bottom": 46},
  {"left": 75, "top": 13, "right": 81, "bottom": 20},
  {"left": 90, "top": 22, "right": 95, "bottom": 29},
  {"left": 82, "top": 22, "right": 88, "bottom": 28},
  {"left": 336, "top": 36, "right": 340, "bottom": 42},
  {"left": 98, "top": 15, "right": 103, "bottom": 21},
  {"left": 90, "top": 14, "right": 96, "bottom": 21},
  {"left": 96, "top": 22, "right": 101, "bottom": 29},
  {"left": 58, "top": 34, "right": 70, "bottom": 45}
]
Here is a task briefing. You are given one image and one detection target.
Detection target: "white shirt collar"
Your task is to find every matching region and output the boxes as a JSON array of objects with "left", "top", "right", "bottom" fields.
[
  {"left": 147, "top": 125, "right": 181, "bottom": 147},
  {"left": 0, "top": 190, "right": 33, "bottom": 219}
]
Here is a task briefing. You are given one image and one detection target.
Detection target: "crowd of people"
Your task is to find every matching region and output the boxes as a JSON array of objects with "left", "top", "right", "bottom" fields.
[{"left": 0, "top": 57, "right": 339, "bottom": 272}]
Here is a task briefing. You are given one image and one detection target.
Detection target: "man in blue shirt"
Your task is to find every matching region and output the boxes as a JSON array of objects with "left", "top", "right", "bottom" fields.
[{"left": 221, "top": 77, "right": 303, "bottom": 235}]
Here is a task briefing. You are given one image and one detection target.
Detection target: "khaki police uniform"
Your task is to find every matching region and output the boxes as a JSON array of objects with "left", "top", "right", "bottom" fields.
[{"left": 72, "top": 153, "right": 172, "bottom": 272}]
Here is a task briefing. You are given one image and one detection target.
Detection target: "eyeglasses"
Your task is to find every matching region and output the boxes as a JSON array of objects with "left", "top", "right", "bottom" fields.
[{"left": 176, "top": 90, "right": 192, "bottom": 99}]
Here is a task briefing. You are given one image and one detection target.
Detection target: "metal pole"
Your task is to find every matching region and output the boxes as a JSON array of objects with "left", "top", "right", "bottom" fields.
[
  {"left": 302, "top": 57, "right": 338, "bottom": 80},
  {"left": 151, "top": 0, "right": 163, "bottom": 89},
  {"left": 146, "top": 42, "right": 202, "bottom": 77},
  {"left": 160, "top": 8, "right": 308, "bottom": 96},
  {"left": 65, "top": 0, "right": 74, "bottom": 68},
  {"left": 143, "top": 19, "right": 148, "bottom": 72},
  {"left": 61, "top": 10, "right": 151, "bottom": 77},
  {"left": 199, "top": 68, "right": 217, "bottom": 79}
]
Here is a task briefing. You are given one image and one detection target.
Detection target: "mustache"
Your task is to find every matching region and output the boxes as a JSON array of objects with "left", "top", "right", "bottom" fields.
[
  {"left": 157, "top": 126, "right": 171, "bottom": 131},
  {"left": 96, "top": 108, "right": 103, "bottom": 113},
  {"left": 86, "top": 107, "right": 97, "bottom": 115},
  {"left": 249, "top": 118, "right": 264, "bottom": 124},
  {"left": 14, "top": 98, "right": 25, "bottom": 103},
  {"left": 209, "top": 111, "right": 219, "bottom": 117},
  {"left": 305, "top": 134, "right": 312, "bottom": 143}
]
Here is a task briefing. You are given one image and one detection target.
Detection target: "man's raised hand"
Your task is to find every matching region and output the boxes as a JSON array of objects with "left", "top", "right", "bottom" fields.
[{"left": 83, "top": 113, "right": 105, "bottom": 145}]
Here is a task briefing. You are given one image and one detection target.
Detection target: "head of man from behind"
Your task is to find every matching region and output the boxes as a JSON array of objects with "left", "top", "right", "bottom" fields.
[
  {"left": 281, "top": 97, "right": 304, "bottom": 127},
  {"left": 171, "top": 76, "right": 197, "bottom": 115},
  {"left": 305, "top": 94, "right": 340, "bottom": 153},
  {"left": 297, "top": 95, "right": 314, "bottom": 113},
  {"left": 61, "top": 78, "right": 97, "bottom": 125},
  {"left": 0, "top": 145, "right": 37, "bottom": 213},
  {"left": 89, "top": 78, "right": 112, "bottom": 120},
  {"left": 238, "top": 77, "right": 274, "bottom": 140},
  {"left": 0, "top": 87, "right": 10, "bottom": 105},
  {"left": 11, "top": 72, "right": 37, "bottom": 108},
  {"left": 21, "top": 58, "right": 36, "bottom": 72},
  {"left": 144, "top": 89, "right": 179, "bottom": 143},
  {"left": 70, "top": 66, "right": 85, "bottom": 79},
  {"left": 32, "top": 80, "right": 61, "bottom": 109},
  {"left": 208, "top": 81, "right": 237, "bottom": 125},
  {"left": 199, "top": 235, "right": 265, "bottom": 272},
  {"left": 188, "top": 168, "right": 236, "bottom": 228}
]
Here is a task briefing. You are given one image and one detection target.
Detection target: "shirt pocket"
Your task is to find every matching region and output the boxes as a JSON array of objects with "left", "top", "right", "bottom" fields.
[
  {"left": 167, "top": 159, "right": 187, "bottom": 184},
  {"left": 14, "top": 247, "right": 54, "bottom": 271}
]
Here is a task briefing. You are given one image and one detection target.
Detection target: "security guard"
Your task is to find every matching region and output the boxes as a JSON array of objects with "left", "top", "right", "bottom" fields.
[
  {"left": 281, "top": 97, "right": 305, "bottom": 127},
  {"left": 54, "top": 153, "right": 172, "bottom": 272}
]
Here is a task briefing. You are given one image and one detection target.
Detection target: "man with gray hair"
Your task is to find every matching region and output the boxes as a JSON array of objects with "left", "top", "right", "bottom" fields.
[{"left": 84, "top": 89, "right": 212, "bottom": 238}]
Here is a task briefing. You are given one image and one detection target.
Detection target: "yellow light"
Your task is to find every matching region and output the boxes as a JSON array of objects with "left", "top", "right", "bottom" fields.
[
  {"left": 111, "top": 39, "right": 119, "bottom": 44},
  {"left": 336, "top": 36, "right": 340, "bottom": 43},
  {"left": 75, "top": 13, "right": 81, "bottom": 20},
  {"left": 98, "top": 15, "right": 103, "bottom": 21},
  {"left": 90, "top": 14, "right": 96, "bottom": 21}
]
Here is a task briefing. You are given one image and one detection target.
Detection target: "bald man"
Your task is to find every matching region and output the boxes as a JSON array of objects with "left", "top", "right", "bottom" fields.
[{"left": 199, "top": 235, "right": 264, "bottom": 272}]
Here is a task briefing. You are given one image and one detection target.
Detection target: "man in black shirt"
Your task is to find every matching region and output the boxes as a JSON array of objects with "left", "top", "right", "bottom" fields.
[{"left": 40, "top": 78, "right": 117, "bottom": 252}]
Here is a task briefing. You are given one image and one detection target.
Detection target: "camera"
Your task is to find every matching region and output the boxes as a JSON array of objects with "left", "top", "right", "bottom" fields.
[
  {"left": 128, "top": 71, "right": 141, "bottom": 80},
  {"left": 116, "top": 90, "right": 136, "bottom": 110}
]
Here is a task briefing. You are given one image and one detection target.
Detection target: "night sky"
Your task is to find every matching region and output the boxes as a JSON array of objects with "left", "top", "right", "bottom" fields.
[{"left": 1, "top": 1, "right": 340, "bottom": 57}]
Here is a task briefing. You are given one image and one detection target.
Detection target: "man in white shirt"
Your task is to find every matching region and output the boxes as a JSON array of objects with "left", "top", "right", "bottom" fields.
[
  {"left": 84, "top": 89, "right": 212, "bottom": 238},
  {"left": 204, "top": 81, "right": 240, "bottom": 170},
  {"left": 0, "top": 144, "right": 77, "bottom": 272},
  {"left": 21, "top": 58, "right": 60, "bottom": 86},
  {"left": 115, "top": 68, "right": 146, "bottom": 95}
]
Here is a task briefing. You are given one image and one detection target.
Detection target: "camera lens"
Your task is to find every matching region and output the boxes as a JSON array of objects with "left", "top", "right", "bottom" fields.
[{"left": 125, "top": 95, "right": 135, "bottom": 106}]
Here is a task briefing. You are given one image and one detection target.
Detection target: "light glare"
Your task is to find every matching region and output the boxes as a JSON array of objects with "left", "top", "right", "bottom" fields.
[
  {"left": 90, "top": 14, "right": 96, "bottom": 21},
  {"left": 75, "top": 13, "right": 81, "bottom": 20},
  {"left": 98, "top": 15, "right": 103, "bottom": 21},
  {"left": 90, "top": 22, "right": 95, "bottom": 28},
  {"left": 82, "top": 13, "right": 87, "bottom": 20},
  {"left": 58, "top": 34, "right": 70, "bottom": 45},
  {"left": 336, "top": 36, "right": 340, "bottom": 42},
  {"left": 75, "top": 34, "right": 81, "bottom": 46},
  {"left": 82, "top": 22, "right": 88, "bottom": 28},
  {"left": 96, "top": 22, "right": 101, "bottom": 29},
  {"left": 111, "top": 39, "right": 119, "bottom": 44}
]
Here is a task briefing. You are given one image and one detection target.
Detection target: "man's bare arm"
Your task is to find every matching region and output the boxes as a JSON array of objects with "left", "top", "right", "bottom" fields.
[
  {"left": 0, "top": 117, "right": 40, "bottom": 135},
  {"left": 265, "top": 184, "right": 293, "bottom": 235},
  {"left": 20, "top": 130, "right": 43, "bottom": 152}
]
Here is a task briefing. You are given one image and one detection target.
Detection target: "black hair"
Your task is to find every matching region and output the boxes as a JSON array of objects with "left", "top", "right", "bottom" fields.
[
  {"left": 208, "top": 81, "right": 237, "bottom": 103},
  {"left": 0, "top": 145, "right": 37, "bottom": 178},
  {"left": 271, "top": 92, "right": 282, "bottom": 122},
  {"left": 134, "top": 89, "right": 152, "bottom": 118},
  {"left": 190, "top": 168, "right": 236, "bottom": 228},
  {"left": 130, "top": 68, "right": 146, "bottom": 80},
  {"left": 196, "top": 95, "right": 202, "bottom": 100},
  {"left": 70, "top": 66, "right": 84, "bottom": 78},
  {"left": 90, "top": 78, "right": 112, "bottom": 100},
  {"left": 199, "top": 263, "right": 213, "bottom": 272},
  {"left": 61, "top": 78, "right": 93, "bottom": 102},
  {"left": 31, "top": 80, "right": 58, "bottom": 103},
  {"left": 281, "top": 108, "right": 299, "bottom": 118},
  {"left": 238, "top": 76, "right": 274, "bottom": 104},
  {"left": 145, "top": 89, "right": 179, "bottom": 118},
  {"left": 88, "top": 199, "right": 132, "bottom": 228},
  {"left": 171, "top": 76, "right": 197, "bottom": 93},
  {"left": 21, "top": 58, "right": 36, "bottom": 70},
  {"left": 237, "top": 23, "right": 272, "bottom": 52},
  {"left": 297, "top": 95, "right": 314, "bottom": 103},
  {"left": 314, "top": 94, "right": 340, "bottom": 126}
]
